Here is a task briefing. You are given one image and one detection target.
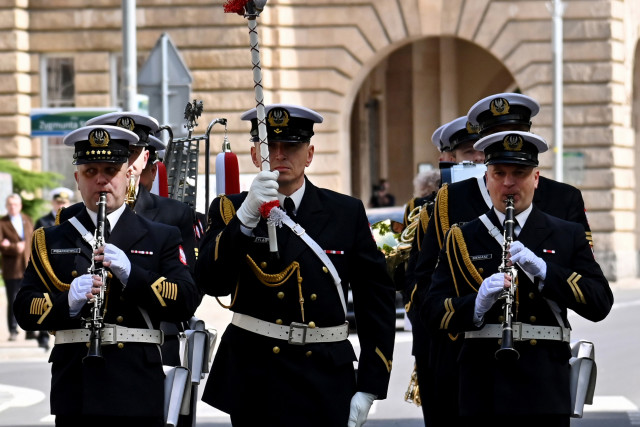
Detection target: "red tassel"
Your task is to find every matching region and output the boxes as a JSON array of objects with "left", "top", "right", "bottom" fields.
[
  {"left": 224, "top": 152, "right": 240, "bottom": 195},
  {"left": 223, "top": 0, "right": 249, "bottom": 14},
  {"left": 259, "top": 200, "right": 280, "bottom": 218}
]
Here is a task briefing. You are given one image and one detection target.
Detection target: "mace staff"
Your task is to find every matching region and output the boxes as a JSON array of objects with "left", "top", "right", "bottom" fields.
[{"left": 225, "top": 0, "right": 279, "bottom": 258}]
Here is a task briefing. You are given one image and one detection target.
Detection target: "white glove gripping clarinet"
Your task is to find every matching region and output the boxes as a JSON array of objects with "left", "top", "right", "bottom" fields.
[
  {"left": 509, "top": 241, "right": 547, "bottom": 280},
  {"left": 68, "top": 274, "right": 97, "bottom": 317},
  {"left": 347, "top": 392, "right": 376, "bottom": 427},
  {"left": 474, "top": 272, "right": 510, "bottom": 324},
  {"left": 103, "top": 243, "right": 132, "bottom": 285}
]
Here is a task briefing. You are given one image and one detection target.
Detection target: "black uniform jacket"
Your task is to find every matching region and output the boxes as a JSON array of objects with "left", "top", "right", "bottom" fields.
[
  {"left": 59, "top": 185, "right": 197, "bottom": 273},
  {"left": 35, "top": 211, "right": 56, "bottom": 229},
  {"left": 195, "top": 178, "right": 396, "bottom": 424},
  {"left": 14, "top": 207, "right": 200, "bottom": 418},
  {"left": 422, "top": 206, "right": 613, "bottom": 416}
]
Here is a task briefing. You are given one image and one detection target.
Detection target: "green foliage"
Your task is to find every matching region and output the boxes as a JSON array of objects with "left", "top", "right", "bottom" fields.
[{"left": 0, "top": 159, "right": 63, "bottom": 220}]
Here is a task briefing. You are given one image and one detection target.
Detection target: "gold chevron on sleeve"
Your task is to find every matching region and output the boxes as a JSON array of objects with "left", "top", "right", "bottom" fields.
[
  {"left": 30, "top": 293, "right": 53, "bottom": 324},
  {"left": 151, "top": 277, "right": 178, "bottom": 306},
  {"left": 567, "top": 272, "right": 586, "bottom": 304},
  {"left": 375, "top": 347, "right": 393, "bottom": 373},
  {"left": 440, "top": 298, "right": 455, "bottom": 330}
]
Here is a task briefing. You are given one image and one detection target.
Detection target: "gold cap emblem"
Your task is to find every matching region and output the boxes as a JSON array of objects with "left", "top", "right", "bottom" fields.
[
  {"left": 267, "top": 108, "right": 290, "bottom": 134},
  {"left": 490, "top": 97, "right": 510, "bottom": 116},
  {"left": 116, "top": 116, "right": 136, "bottom": 131},
  {"left": 89, "top": 128, "right": 110, "bottom": 148},
  {"left": 502, "top": 134, "right": 524, "bottom": 151}
]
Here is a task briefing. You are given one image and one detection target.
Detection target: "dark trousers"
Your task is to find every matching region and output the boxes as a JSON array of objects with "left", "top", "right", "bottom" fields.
[
  {"left": 460, "top": 414, "right": 570, "bottom": 427},
  {"left": 56, "top": 415, "right": 163, "bottom": 427},
  {"left": 4, "top": 278, "right": 21, "bottom": 334}
]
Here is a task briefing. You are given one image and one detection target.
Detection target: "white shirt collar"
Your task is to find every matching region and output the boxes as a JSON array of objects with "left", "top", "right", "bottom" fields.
[
  {"left": 277, "top": 180, "right": 306, "bottom": 215},
  {"left": 85, "top": 202, "right": 127, "bottom": 230},
  {"left": 493, "top": 203, "right": 533, "bottom": 229}
]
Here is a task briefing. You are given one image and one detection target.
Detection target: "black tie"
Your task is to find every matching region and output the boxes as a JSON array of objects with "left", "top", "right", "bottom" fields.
[
  {"left": 284, "top": 197, "right": 296, "bottom": 219},
  {"left": 103, "top": 218, "right": 111, "bottom": 242}
]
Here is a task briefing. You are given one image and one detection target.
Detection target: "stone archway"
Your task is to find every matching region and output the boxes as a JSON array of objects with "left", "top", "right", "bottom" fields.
[{"left": 348, "top": 36, "right": 514, "bottom": 205}]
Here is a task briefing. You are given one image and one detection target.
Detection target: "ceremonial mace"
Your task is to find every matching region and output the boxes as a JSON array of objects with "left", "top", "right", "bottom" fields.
[{"left": 224, "top": 0, "right": 279, "bottom": 259}]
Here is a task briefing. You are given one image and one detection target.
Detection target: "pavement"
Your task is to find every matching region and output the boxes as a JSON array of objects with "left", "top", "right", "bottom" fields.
[{"left": 0, "top": 285, "right": 234, "bottom": 361}]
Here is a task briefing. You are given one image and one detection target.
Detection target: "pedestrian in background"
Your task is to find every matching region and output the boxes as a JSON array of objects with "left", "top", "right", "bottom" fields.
[{"left": 0, "top": 193, "right": 33, "bottom": 341}]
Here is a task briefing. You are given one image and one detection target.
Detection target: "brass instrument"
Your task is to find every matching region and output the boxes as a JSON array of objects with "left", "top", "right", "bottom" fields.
[
  {"left": 83, "top": 191, "right": 108, "bottom": 366},
  {"left": 495, "top": 195, "right": 520, "bottom": 361},
  {"left": 371, "top": 219, "right": 412, "bottom": 279},
  {"left": 125, "top": 175, "right": 137, "bottom": 207},
  {"left": 404, "top": 363, "right": 422, "bottom": 406}
]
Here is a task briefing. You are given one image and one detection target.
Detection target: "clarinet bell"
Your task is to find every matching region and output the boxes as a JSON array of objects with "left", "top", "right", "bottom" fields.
[{"left": 83, "top": 335, "right": 105, "bottom": 367}]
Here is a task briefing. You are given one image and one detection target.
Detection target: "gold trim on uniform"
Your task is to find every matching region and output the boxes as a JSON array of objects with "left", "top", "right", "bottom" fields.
[
  {"left": 567, "top": 272, "right": 586, "bottom": 304},
  {"left": 445, "top": 226, "right": 483, "bottom": 297},
  {"left": 440, "top": 298, "right": 455, "bottom": 330},
  {"left": 31, "top": 293, "right": 53, "bottom": 324},
  {"left": 214, "top": 231, "right": 223, "bottom": 261},
  {"left": 33, "top": 228, "right": 70, "bottom": 293},
  {"left": 405, "top": 283, "right": 418, "bottom": 313},
  {"left": 151, "top": 277, "right": 177, "bottom": 307},
  {"left": 375, "top": 347, "right": 392, "bottom": 373},
  {"left": 246, "top": 255, "right": 305, "bottom": 321},
  {"left": 435, "top": 184, "right": 450, "bottom": 249},
  {"left": 219, "top": 195, "right": 236, "bottom": 226}
]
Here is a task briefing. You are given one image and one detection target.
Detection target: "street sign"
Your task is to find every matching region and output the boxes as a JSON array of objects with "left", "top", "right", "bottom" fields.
[{"left": 30, "top": 107, "right": 119, "bottom": 136}]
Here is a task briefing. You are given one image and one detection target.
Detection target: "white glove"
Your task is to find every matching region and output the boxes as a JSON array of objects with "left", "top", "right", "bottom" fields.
[
  {"left": 347, "top": 392, "right": 376, "bottom": 427},
  {"left": 68, "top": 274, "right": 94, "bottom": 317},
  {"left": 236, "top": 170, "right": 279, "bottom": 228},
  {"left": 474, "top": 272, "right": 508, "bottom": 322},
  {"left": 509, "top": 241, "right": 547, "bottom": 280},
  {"left": 103, "top": 243, "right": 131, "bottom": 284}
]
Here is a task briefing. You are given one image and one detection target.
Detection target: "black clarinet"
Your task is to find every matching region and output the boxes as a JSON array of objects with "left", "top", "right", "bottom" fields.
[
  {"left": 495, "top": 195, "right": 520, "bottom": 361},
  {"left": 83, "top": 191, "right": 108, "bottom": 366}
]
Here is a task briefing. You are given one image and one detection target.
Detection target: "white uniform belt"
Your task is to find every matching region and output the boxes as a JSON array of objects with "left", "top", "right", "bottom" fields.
[
  {"left": 232, "top": 313, "right": 349, "bottom": 345},
  {"left": 465, "top": 322, "right": 570, "bottom": 343},
  {"left": 54, "top": 324, "right": 164, "bottom": 346}
]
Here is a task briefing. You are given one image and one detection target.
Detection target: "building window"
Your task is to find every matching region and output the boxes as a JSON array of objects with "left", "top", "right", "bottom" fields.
[
  {"left": 40, "top": 56, "right": 76, "bottom": 191},
  {"left": 44, "top": 57, "right": 75, "bottom": 108}
]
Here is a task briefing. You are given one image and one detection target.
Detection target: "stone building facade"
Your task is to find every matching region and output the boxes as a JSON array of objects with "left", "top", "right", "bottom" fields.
[{"left": 1, "top": 0, "right": 640, "bottom": 280}]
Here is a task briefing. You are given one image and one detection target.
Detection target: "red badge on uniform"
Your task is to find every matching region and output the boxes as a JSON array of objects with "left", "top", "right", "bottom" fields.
[{"left": 179, "top": 245, "right": 187, "bottom": 265}]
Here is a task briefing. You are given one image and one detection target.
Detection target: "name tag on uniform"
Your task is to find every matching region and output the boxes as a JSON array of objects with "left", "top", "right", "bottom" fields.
[
  {"left": 51, "top": 248, "right": 81, "bottom": 254},
  {"left": 470, "top": 254, "right": 492, "bottom": 261},
  {"left": 254, "top": 237, "right": 269, "bottom": 244}
]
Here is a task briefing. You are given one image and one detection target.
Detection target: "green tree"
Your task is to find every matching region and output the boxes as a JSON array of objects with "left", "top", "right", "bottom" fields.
[{"left": 0, "top": 159, "right": 63, "bottom": 220}]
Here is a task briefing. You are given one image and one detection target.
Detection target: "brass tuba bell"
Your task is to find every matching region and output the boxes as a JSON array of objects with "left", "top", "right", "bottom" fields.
[
  {"left": 125, "top": 175, "right": 137, "bottom": 207},
  {"left": 371, "top": 219, "right": 412, "bottom": 279}
]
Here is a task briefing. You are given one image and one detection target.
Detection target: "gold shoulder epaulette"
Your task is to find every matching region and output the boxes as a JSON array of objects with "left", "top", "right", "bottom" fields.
[
  {"left": 54, "top": 207, "right": 63, "bottom": 226},
  {"left": 445, "top": 224, "right": 483, "bottom": 296},
  {"left": 434, "top": 184, "right": 449, "bottom": 249},
  {"left": 219, "top": 195, "right": 236, "bottom": 226},
  {"left": 32, "top": 228, "right": 70, "bottom": 293},
  {"left": 404, "top": 198, "right": 417, "bottom": 227},
  {"left": 419, "top": 204, "right": 430, "bottom": 234}
]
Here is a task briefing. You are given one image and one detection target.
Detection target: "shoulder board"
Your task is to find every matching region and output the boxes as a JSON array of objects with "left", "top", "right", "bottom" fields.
[{"left": 219, "top": 195, "right": 236, "bottom": 226}]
